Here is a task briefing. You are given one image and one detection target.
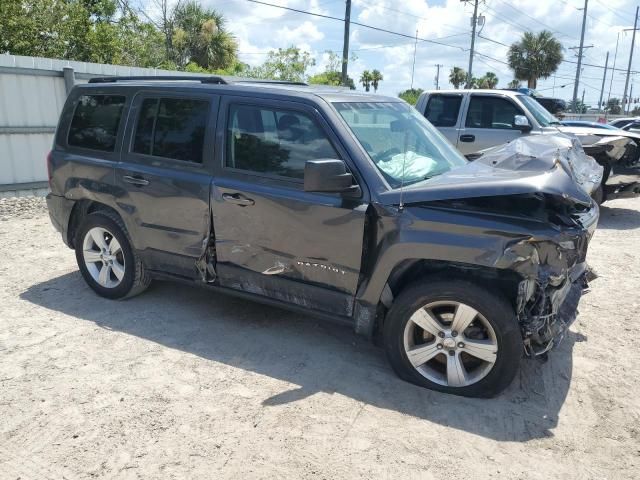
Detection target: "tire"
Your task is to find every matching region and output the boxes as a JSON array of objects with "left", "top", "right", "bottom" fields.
[
  {"left": 75, "top": 211, "right": 151, "bottom": 299},
  {"left": 383, "top": 278, "right": 522, "bottom": 398}
]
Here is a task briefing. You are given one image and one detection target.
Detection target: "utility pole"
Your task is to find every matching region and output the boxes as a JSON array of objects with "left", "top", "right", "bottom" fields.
[
  {"left": 629, "top": 81, "right": 635, "bottom": 114},
  {"left": 466, "top": 0, "right": 480, "bottom": 88},
  {"left": 572, "top": 0, "right": 589, "bottom": 112},
  {"left": 622, "top": 6, "right": 639, "bottom": 116},
  {"left": 341, "top": 0, "right": 351, "bottom": 87},
  {"left": 410, "top": 29, "right": 418, "bottom": 90},
  {"left": 606, "top": 31, "right": 622, "bottom": 116},
  {"left": 435, "top": 64, "right": 443, "bottom": 90},
  {"left": 581, "top": 89, "right": 585, "bottom": 108},
  {"left": 598, "top": 51, "right": 609, "bottom": 114}
]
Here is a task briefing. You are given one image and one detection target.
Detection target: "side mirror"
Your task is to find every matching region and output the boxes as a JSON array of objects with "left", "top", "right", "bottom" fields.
[
  {"left": 304, "top": 159, "right": 360, "bottom": 196},
  {"left": 514, "top": 115, "right": 532, "bottom": 132}
]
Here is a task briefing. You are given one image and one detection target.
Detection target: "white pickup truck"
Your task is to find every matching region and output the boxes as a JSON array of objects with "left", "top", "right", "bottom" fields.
[{"left": 415, "top": 89, "right": 640, "bottom": 201}]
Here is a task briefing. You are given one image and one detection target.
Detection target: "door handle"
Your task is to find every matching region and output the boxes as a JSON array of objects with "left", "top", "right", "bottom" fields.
[
  {"left": 123, "top": 175, "right": 150, "bottom": 187},
  {"left": 459, "top": 134, "right": 475, "bottom": 143},
  {"left": 222, "top": 192, "right": 255, "bottom": 206}
]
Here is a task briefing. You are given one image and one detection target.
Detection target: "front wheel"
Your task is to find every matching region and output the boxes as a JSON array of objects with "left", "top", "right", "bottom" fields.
[{"left": 383, "top": 279, "right": 523, "bottom": 397}]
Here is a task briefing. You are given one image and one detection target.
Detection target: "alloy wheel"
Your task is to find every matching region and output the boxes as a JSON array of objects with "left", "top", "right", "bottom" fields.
[
  {"left": 82, "top": 226, "right": 126, "bottom": 289},
  {"left": 403, "top": 301, "right": 498, "bottom": 387}
]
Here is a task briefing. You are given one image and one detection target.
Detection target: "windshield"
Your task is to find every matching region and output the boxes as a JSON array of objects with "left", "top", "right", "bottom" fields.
[
  {"left": 518, "top": 95, "right": 560, "bottom": 127},
  {"left": 334, "top": 102, "right": 467, "bottom": 188}
]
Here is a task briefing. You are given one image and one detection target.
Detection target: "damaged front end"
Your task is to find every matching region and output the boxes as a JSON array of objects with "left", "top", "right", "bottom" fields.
[{"left": 499, "top": 197, "right": 599, "bottom": 357}]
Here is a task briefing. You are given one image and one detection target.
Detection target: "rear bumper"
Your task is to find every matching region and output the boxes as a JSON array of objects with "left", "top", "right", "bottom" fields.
[{"left": 46, "top": 193, "right": 75, "bottom": 248}]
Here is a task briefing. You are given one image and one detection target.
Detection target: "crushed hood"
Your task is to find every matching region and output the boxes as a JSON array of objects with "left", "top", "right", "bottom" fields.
[{"left": 379, "top": 135, "right": 599, "bottom": 207}]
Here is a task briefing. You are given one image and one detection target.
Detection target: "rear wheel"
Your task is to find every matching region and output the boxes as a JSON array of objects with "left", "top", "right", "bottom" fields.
[
  {"left": 383, "top": 279, "right": 522, "bottom": 397},
  {"left": 75, "top": 212, "right": 150, "bottom": 299}
]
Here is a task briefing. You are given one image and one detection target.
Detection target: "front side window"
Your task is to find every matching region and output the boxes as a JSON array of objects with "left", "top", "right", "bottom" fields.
[
  {"left": 518, "top": 95, "right": 560, "bottom": 127},
  {"left": 68, "top": 95, "right": 126, "bottom": 151},
  {"left": 133, "top": 97, "right": 209, "bottom": 163},
  {"left": 425, "top": 95, "right": 462, "bottom": 127},
  {"left": 465, "top": 96, "right": 524, "bottom": 130},
  {"left": 335, "top": 102, "right": 467, "bottom": 188},
  {"left": 226, "top": 104, "right": 337, "bottom": 179}
]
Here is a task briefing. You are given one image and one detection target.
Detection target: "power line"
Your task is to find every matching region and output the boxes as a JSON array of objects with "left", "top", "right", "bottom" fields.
[
  {"left": 244, "top": 0, "right": 467, "bottom": 51},
  {"left": 495, "top": 0, "right": 576, "bottom": 39}
]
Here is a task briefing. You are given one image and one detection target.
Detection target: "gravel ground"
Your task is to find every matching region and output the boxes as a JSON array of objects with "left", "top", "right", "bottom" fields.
[{"left": 1, "top": 196, "right": 639, "bottom": 479}]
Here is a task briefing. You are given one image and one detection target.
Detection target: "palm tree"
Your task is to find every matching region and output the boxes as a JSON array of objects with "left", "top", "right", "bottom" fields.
[
  {"left": 449, "top": 67, "right": 467, "bottom": 89},
  {"left": 507, "top": 30, "right": 563, "bottom": 89},
  {"left": 507, "top": 79, "right": 522, "bottom": 89},
  {"left": 360, "top": 70, "right": 372, "bottom": 92},
  {"left": 371, "top": 69, "right": 383, "bottom": 92},
  {"left": 483, "top": 72, "right": 499, "bottom": 89},
  {"left": 171, "top": 1, "right": 238, "bottom": 70}
]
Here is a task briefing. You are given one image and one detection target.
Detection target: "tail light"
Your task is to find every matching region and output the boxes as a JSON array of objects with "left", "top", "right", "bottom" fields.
[{"left": 46, "top": 150, "right": 53, "bottom": 187}]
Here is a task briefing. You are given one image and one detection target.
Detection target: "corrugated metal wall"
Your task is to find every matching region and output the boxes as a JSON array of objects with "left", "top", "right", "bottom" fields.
[{"left": 0, "top": 54, "right": 205, "bottom": 190}]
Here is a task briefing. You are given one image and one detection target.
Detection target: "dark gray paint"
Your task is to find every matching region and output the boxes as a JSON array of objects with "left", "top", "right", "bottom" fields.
[{"left": 47, "top": 80, "right": 600, "bottom": 354}]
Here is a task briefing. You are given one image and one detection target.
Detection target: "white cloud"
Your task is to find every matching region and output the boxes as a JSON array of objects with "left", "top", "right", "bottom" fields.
[
  {"left": 276, "top": 21, "right": 325, "bottom": 45},
  {"left": 210, "top": 0, "right": 640, "bottom": 104}
]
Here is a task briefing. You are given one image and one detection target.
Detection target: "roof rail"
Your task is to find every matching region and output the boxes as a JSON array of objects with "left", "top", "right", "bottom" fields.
[
  {"left": 235, "top": 79, "right": 308, "bottom": 86},
  {"left": 87, "top": 75, "right": 228, "bottom": 84}
]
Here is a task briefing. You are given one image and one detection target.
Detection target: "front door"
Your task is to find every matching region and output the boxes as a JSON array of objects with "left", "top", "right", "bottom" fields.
[
  {"left": 115, "top": 92, "right": 218, "bottom": 277},
  {"left": 211, "top": 97, "right": 368, "bottom": 317},
  {"left": 457, "top": 94, "right": 526, "bottom": 155}
]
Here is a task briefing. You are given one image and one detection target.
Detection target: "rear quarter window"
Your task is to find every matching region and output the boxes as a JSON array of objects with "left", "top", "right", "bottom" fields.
[{"left": 68, "top": 95, "right": 126, "bottom": 152}]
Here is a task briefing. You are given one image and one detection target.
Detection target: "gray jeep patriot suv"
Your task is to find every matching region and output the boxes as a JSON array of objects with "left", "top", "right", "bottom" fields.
[{"left": 46, "top": 76, "right": 599, "bottom": 397}]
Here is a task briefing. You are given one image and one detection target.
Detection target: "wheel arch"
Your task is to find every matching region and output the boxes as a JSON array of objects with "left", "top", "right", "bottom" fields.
[
  {"left": 66, "top": 200, "right": 124, "bottom": 249},
  {"left": 370, "top": 259, "right": 523, "bottom": 340}
]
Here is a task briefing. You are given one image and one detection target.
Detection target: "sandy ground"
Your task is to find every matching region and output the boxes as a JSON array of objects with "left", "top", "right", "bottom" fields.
[{"left": 1, "top": 196, "right": 639, "bottom": 480}]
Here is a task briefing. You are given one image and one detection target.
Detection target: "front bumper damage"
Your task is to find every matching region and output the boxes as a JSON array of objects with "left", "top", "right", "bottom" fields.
[
  {"left": 517, "top": 262, "right": 591, "bottom": 356},
  {"left": 504, "top": 213, "right": 597, "bottom": 357}
]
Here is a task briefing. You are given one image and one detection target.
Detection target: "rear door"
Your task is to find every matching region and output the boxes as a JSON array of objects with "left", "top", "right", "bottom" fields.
[
  {"left": 457, "top": 94, "right": 526, "bottom": 154},
  {"left": 423, "top": 93, "right": 465, "bottom": 146},
  {"left": 115, "top": 91, "right": 218, "bottom": 277},
  {"left": 210, "top": 96, "right": 368, "bottom": 317}
]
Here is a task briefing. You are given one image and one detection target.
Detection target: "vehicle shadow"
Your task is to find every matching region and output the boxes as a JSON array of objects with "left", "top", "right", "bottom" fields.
[
  {"left": 598, "top": 204, "right": 640, "bottom": 230},
  {"left": 21, "top": 272, "right": 578, "bottom": 442}
]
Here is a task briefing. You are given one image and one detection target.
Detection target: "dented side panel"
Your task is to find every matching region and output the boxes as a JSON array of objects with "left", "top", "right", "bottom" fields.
[{"left": 210, "top": 176, "right": 368, "bottom": 315}]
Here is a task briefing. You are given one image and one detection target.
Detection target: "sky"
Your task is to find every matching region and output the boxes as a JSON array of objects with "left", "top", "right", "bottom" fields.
[{"left": 203, "top": 0, "right": 640, "bottom": 106}]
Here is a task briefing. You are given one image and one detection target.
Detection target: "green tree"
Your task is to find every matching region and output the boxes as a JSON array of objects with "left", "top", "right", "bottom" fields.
[
  {"left": 606, "top": 98, "right": 622, "bottom": 115},
  {"left": 507, "top": 30, "right": 563, "bottom": 88},
  {"left": 507, "top": 79, "right": 522, "bottom": 89},
  {"left": 249, "top": 46, "right": 315, "bottom": 82},
  {"left": 307, "top": 50, "right": 356, "bottom": 89},
  {"left": 0, "top": 0, "right": 164, "bottom": 68},
  {"left": 449, "top": 67, "right": 467, "bottom": 89},
  {"left": 371, "top": 69, "right": 383, "bottom": 92},
  {"left": 360, "top": 70, "right": 372, "bottom": 91},
  {"left": 170, "top": 1, "right": 237, "bottom": 70},
  {"left": 568, "top": 99, "right": 588, "bottom": 114},
  {"left": 398, "top": 88, "right": 424, "bottom": 105},
  {"left": 482, "top": 72, "right": 499, "bottom": 89}
]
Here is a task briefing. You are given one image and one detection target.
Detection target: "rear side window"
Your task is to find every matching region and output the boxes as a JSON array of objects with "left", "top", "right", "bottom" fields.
[
  {"left": 68, "top": 95, "right": 126, "bottom": 152},
  {"left": 425, "top": 95, "right": 462, "bottom": 127},
  {"left": 226, "top": 104, "right": 337, "bottom": 179},
  {"left": 133, "top": 97, "right": 209, "bottom": 163},
  {"left": 465, "top": 96, "right": 523, "bottom": 129}
]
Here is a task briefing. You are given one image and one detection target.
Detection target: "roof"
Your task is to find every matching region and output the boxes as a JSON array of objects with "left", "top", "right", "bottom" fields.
[
  {"left": 80, "top": 76, "right": 401, "bottom": 103},
  {"left": 424, "top": 89, "right": 524, "bottom": 96}
]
